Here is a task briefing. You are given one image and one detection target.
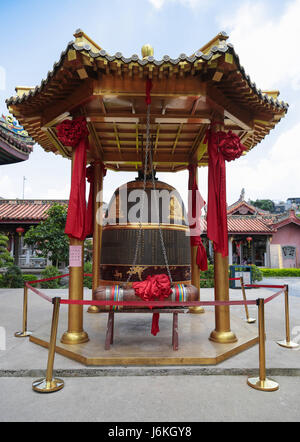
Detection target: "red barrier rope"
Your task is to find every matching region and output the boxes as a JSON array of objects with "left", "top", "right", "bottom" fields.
[
  {"left": 59, "top": 299, "right": 257, "bottom": 307},
  {"left": 199, "top": 277, "right": 240, "bottom": 282},
  {"left": 25, "top": 275, "right": 287, "bottom": 309},
  {"left": 245, "top": 284, "right": 286, "bottom": 289},
  {"left": 265, "top": 288, "right": 286, "bottom": 304},
  {"left": 27, "top": 274, "right": 70, "bottom": 285},
  {"left": 27, "top": 273, "right": 92, "bottom": 285},
  {"left": 25, "top": 283, "right": 52, "bottom": 303}
]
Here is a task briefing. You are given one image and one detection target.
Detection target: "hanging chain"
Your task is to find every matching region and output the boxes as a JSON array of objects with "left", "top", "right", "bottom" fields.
[
  {"left": 127, "top": 105, "right": 151, "bottom": 284},
  {"left": 127, "top": 104, "right": 173, "bottom": 284},
  {"left": 149, "top": 140, "right": 173, "bottom": 283}
]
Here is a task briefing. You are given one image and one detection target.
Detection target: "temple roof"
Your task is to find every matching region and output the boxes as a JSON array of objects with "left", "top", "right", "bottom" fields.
[
  {"left": 0, "top": 115, "right": 34, "bottom": 165},
  {"left": 0, "top": 200, "right": 67, "bottom": 224},
  {"left": 0, "top": 198, "right": 297, "bottom": 235},
  {"left": 272, "top": 209, "right": 300, "bottom": 229},
  {"left": 227, "top": 199, "right": 269, "bottom": 216},
  {"left": 201, "top": 215, "right": 274, "bottom": 235},
  {"left": 6, "top": 30, "right": 288, "bottom": 172}
]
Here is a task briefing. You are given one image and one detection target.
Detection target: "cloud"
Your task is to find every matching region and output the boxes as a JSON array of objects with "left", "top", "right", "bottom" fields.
[
  {"left": 149, "top": 0, "right": 208, "bottom": 10},
  {"left": 157, "top": 120, "right": 300, "bottom": 206},
  {"left": 0, "top": 174, "right": 18, "bottom": 199},
  {"left": 218, "top": 0, "right": 300, "bottom": 90},
  {"left": 226, "top": 120, "right": 300, "bottom": 203},
  {"left": 149, "top": 0, "right": 165, "bottom": 8},
  {"left": 45, "top": 183, "right": 70, "bottom": 200}
]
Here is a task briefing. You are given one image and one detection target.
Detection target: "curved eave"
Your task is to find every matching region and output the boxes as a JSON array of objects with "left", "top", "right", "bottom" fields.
[
  {"left": 5, "top": 32, "right": 288, "bottom": 168},
  {"left": 0, "top": 138, "right": 30, "bottom": 165},
  {"left": 6, "top": 41, "right": 288, "bottom": 112}
]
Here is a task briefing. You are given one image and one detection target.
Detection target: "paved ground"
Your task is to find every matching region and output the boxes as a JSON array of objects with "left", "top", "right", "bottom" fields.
[
  {"left": 1, "top": 376, "right": 300, "bottom": 422},
  {"left": 0, "top": 278, "right": 299, "bottom": 422}
]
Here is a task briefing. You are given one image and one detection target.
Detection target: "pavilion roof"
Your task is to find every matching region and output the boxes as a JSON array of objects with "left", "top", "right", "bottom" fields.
[{"left": 6, "top": 30, "right": 288, "bottom": 172}]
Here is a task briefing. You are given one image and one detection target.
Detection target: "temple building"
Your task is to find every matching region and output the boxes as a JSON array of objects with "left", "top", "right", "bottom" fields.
[
  {"left": 1, "top": 195, "right": 299, "bottom": 270},
  {"left": 0, "top": 115, "right": 34, "bottom": 165},
  {"left": 202, "top": 192, "right": 300, "bottom": 268},
  {"left": 0, "top": 199, "right": 67, "bottom": 269}
]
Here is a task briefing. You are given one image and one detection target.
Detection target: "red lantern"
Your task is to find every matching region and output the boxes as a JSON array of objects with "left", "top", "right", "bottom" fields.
[
  {"left": 246, "top": 236, "right": 252, "bottom": 247},
  {"left": 16, "top": 227, "right": 25, "bottom": 237}
]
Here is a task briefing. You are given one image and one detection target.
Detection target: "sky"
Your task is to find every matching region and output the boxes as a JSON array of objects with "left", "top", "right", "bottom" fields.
[{"left": 0, "top": 0, "right": 299, "bottom": 206}]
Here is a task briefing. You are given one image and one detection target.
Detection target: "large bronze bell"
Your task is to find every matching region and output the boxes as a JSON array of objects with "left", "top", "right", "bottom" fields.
[{"left": 100, "top": 176, "right": 191, "bottom": 285}]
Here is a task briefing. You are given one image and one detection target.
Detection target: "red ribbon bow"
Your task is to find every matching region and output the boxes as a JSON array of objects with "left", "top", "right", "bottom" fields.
[
  {"left": 133, "top": 274, "right": 172, "bottom": 336},
  {"left": 57, "top": 117, "right": 106, "bottom": 241}
]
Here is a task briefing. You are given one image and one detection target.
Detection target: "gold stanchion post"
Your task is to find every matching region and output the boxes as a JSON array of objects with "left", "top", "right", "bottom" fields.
[
  {"left": 240, "top": 277, "right": 256, "bottom": 324},
  {"left": 277, "top": 285, "right": 299, "bottom": 349},
  {"left": 15, "top": 285, "right": 32, "bottom": 338},
  {"left": 247, "top": 298, "right": 279, "bottom": 392},
  {"left": 32, "top": 297, "right": 64, "bottom": 393}
]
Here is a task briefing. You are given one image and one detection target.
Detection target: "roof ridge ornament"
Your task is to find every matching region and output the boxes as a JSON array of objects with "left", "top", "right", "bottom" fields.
[
  {"left": 73, "top": 29, "right": 102, "bottom": 52},
  {"left": 195, "top": 31, "right": 229, "bottom": 56},
  {"left": 141, "top": 44, "right": 154, "bottom": 60}
]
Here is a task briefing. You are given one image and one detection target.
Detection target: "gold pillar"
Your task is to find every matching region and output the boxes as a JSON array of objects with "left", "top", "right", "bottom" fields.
[
  {"left": 88, "top": 162, "right": 104, "bottom": 313},
  {"left": 61, "top": 153, "right": 89, "bottom": 345},
  {"left": 209, "top": 120, "right": 236, "bottom": 343},
  {"left": 209, "top": 252, "right": 237, "bottom": 344},
  {"left": 189, "top": 165, "right": 205, "bottom": 314}
]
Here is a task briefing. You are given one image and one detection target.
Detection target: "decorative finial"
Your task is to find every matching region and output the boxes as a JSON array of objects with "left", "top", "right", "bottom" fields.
[
  {"left": 141, "top": 44, "right": 154, "bottom": 59},
  {"left": 240, "top": 188, "right": 245, "bottom": 201}
]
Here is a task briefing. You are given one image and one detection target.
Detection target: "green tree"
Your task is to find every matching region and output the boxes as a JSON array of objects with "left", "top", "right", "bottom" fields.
[
  {"left": 24, "top": 204, "right": 69, "bottom": 267},
  {"left": 250, "top": 199, "right": 275, "bottom": 213},
  {"left": 2, "top": 265, "right": 24, "bottom": 288},
  {"left": 0, "top": 233, "right": 13, "bottom": 268}
]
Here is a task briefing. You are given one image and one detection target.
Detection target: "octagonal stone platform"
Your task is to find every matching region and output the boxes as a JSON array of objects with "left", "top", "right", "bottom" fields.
[{"left": 30, "top": 310, "right": 258, "bottom": 366}]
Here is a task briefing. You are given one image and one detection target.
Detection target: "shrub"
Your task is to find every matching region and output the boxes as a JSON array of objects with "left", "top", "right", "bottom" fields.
[
  {"left": 200, "top": 264, "right": 214, "bottom": 288},
  {"left": 250, "top": 265, "right": 263, "bottom": 282},
  {"left": 260, "top": 268, "right": 300, "bottom": 277},
  {"left": 0, "top": 234, "right": 14, "bottom": 269},
  {"left": 2, "top": 265, "right": 24, "bottom": 288},
  {"left": 23, "top": 274, "right": 38, "bottom": 284},
  {"left": 40, "top": 266, "right": 61, "bottom": 289},
  {"left": 83, "top": 261, "right": 92, "bottom": 289},
  {"left": 198, "top": 263, "right": 262, "bottom": 287}
]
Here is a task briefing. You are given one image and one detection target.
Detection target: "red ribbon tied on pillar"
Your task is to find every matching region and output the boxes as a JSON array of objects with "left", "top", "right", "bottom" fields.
[
  {"left": 57, "top": 116, "right": 91, "bottom": 241},
  {"left": 85, "top": 162, "right": 107, "bottom": 238},
  {"left": 133, "top": 274, "right": 172, "bottom": 336},
  {"left": 188, "top": 164, "right": 208, "bottom": 271},
  {"left": 218, "top": 130, "right": 247, "bottom": 162},
  {"left": 205, "top": 126, "right": 246, "bottom": 257},
  {"left": 56, "top": 116, "right": 89, "bottom": 148}
]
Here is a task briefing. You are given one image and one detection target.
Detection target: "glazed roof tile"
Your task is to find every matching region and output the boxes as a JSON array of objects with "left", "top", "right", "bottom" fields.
[
  {"left": 6, "top": 32, "right": 288, "bottom": 111},
  {"left": 0, "top": 199, "right": 292, "bottom": 234},
  {"left": 227, "top": 199, "right": 270, "bottom": 216},
  {"left": 0, "top": 200, "right": 67, "bottom": 222},
  {"left": 201, "top": 215, "right": 274, "bottom": 234}
]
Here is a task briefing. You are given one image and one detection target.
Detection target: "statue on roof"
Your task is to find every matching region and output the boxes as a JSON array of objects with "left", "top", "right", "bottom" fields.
[{"left": 239, "top": 188, "right": 245, "bottom": 201}]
